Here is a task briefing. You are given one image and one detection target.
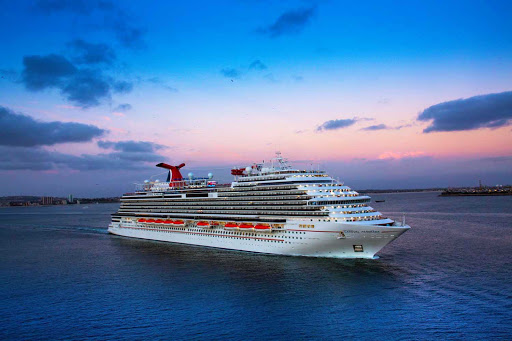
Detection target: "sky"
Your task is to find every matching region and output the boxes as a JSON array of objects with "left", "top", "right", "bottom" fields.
[{"left": 0, "top": 0, "right": 511, "bottom": 196}]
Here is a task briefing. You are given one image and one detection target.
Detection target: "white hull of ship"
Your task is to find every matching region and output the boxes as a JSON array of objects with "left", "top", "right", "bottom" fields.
[{"left": 108, "top": 220, "right": 409, "bottom": 259}]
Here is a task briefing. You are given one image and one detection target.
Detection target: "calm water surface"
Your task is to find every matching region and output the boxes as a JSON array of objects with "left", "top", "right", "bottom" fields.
[{"left": 1, "top": 192, "right": 511, "bottom": 340}]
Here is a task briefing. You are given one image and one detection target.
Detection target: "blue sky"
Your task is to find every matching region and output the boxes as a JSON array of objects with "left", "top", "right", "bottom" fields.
[{"left": 0, "top": 0, "right": 511, "bottom": 196}]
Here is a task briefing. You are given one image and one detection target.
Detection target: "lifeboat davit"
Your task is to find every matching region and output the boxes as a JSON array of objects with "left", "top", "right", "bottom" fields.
[
  {"left": 224, "top": 222, "right": 239, "bottom": 230},
  {"left": 254, "top": 224, "right": 272, "bottom": 232},
  {"left": 163, "top": 220, "right": 173, "bottom": 224},
  {"left": 239, "top": 223, "right": 254, "bottom": 231},
  {"left": 197, "top": 221, "right": 210, "bottom": 227},
  {"left": 146, "top": 219, "right": 156, "bottom": 223}
]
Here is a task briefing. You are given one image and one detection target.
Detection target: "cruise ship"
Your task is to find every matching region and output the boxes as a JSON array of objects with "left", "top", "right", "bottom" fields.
[{"left": 109, "top": 153, "right": 410, "bottom": 258}]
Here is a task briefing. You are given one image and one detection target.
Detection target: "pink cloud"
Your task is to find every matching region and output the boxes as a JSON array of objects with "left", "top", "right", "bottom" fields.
[{"left": 378, "top": 151, "right": 426, "bottom": 160}]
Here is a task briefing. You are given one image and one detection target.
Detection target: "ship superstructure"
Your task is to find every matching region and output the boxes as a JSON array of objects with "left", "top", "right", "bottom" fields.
[{"left": 109, "top": 152, "right": 410, "bottom": 258}]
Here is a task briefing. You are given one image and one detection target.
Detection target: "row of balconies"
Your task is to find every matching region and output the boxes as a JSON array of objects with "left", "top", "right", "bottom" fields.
[
  {"left": 235, "top": 175, "right": 287, "bottom": 182},
  {"left": 309, "top": 198, "right": 371, "bottom": 205},
  {"left": 122, "top": 195, "right": 313, "bottom": 202},
  {"left": 117, "top": 208, "right": 329, "bottom": 216},
  {"left": 216, "top": 184, "right": 300, "bottom": 192},
  {"left": 218, "top": 190, "right": 307, "bottom": 197},
  {"left": 121, "top": 200, "right": 310, "bottom": 206},
  {"left": 119, "top": 205, "right": 321, "bottom": 211}
]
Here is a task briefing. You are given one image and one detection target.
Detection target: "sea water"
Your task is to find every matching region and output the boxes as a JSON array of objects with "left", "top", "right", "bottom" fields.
[{"left": 1, "top": 192, "right": 511, "bottom": 340}]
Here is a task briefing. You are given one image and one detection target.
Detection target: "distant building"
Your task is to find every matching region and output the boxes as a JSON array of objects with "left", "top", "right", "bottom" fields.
[
  {"left": 68, "top": 194, "right": 74, "bottom": 204},
  {"left": 41, "top": 196, "right": 53, "bottom": 205}
]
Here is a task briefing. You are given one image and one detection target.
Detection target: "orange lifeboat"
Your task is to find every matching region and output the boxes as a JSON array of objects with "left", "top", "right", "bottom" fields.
[
  {"left": 173, "top": 220, "right": 185, "bottom": 225},
  {"left": 197, "top": 221, "right": 210, "bottom": 227},
  {"left": 255, "top": 224, "right": 272, "bottom": 232},
  {"left": 163, "top": 220, "right": 173, "bottom": 224},
  {"left": 146, "top": 219, "right": 156, "bottom": 223},
  {"left": 155, "top": 219, "right": 165, "bottom": 224},
  {"left": 224, "top": 222, "right": 239, "bottom": 230},
  {"left": 138, "top": 218, "right": 147, "bottom": 223},
  {"left": 210, "top": 221, "right": 220, "bottom": 227},
  {"left": 239, "top": 223, "right": 254, "bottom": 231}
]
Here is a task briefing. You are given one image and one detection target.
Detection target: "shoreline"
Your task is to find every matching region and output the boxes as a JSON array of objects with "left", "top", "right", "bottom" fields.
[
  {"left": 360, "top": 190, "right": 442, "bottom": 195},
  {"left": 439, "top": 192, "right": 512, "bottom": 197}
]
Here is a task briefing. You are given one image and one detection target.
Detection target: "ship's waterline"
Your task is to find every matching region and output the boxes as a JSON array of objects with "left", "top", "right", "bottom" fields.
[{"left": 109, "top": 152, "right": 410, "bottom": 258}]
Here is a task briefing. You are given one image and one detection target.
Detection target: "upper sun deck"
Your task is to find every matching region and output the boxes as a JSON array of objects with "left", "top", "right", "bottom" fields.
[
  {"left": 235, "top": 170, "right": 329, "bottom": 183},
  {"left": 135, "top": 177, "right": 220, "bottom": 193},
  {"left": 231, "top": 152, "right": 331, "bottom": 183},
  {"left": 136, "top": 152, "right": 331, "bottom": 193},
  {"left": 240, "top": 169, "right": 325, "bottom": 176}
]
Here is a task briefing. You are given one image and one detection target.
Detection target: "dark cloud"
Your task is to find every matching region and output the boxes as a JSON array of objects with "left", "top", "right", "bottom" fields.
[
  {"left": 360, "top": 123, "right": 412, "bottom": 131},
  {"left": 33, "top": 0, "right": 145, "bottom": 49},
  {"left": 0, "top": 147, "right": 71, "bottom": 171},
  {"left": 22, "top": 54, "right": 77, "bottom": 90},
  {"left": 114, "top": 103, "right": 132, "bottom": 112},
  {"left": 249, "top": 60, "right": 267, "bottom": 71},
  {"left": 361, "top": 124, "right": 388, "bottom": 131},
  {"left": 257, "top": 7, "right": 316, "bottom": 38},
  {"left": 418, "top": 91, "right": 512, "bottom": 133},
  {"left": 316, "top": 118, "right": 359, "bottom": 131},
  {"left": 0, "top": 146, "right": 162, "bottom": 171},
  {"left": 97, "top": 140, "right": 165, "bottom": 153},
  {"left": 20, "top": 54, "right": 132, "bottom": 108},
  {"left": 0, "top": 106, "right": 105, "bottom": 147},
  {"left": 60, "top": 69, "right": 111, "bottom": 107},
  {"left": 220, "top": 68, "right": 240, "bottom": 79},
  {"left": 0, "top": 139, "right": 170, "bottom": 171},
  {"left": 67, "top": 39, "right": 116, "bottom": 65}
]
